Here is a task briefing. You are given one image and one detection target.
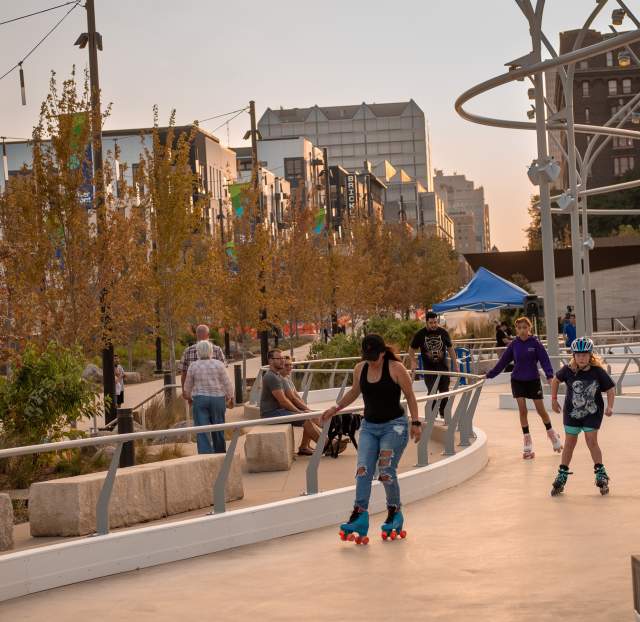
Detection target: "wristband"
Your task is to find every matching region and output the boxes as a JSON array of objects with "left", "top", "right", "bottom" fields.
[
  {"left": 411, "top": 420, "right": 422, "bottom": 427},
  {"left": 334, "top": 404, "right": 343, "bottom": 413}
]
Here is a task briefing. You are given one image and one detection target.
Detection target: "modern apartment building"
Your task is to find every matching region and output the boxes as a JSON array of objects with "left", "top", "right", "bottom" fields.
[
  {"left": 433, "top": 170, "right": 491, "bottom": 254},
  {"left": 234, "top": 136, "right": 324, "bottom": 211},
  {"left": 1, "top": 125, "right": 237, "bottom": 238},
  {"left": 555, "top": 29, "right": 640, "bottom": 190},
  {"left": 257, "top": 100, "right": 432, "bottom": 191}
]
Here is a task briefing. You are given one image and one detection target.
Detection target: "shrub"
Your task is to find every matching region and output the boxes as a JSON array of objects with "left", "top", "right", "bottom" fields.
[{"left": 0, "top": 342, "right": 102, "bottom": 488}]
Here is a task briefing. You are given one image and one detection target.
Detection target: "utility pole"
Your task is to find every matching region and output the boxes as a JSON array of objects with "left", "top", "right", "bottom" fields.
[
  {"left": 80, "top": 0, "right": 116, "bottom": 423},
  {"left": 249, "top": 100, "right": 270, "bottom": 366},
  {"left": 323, "top": 148, "right": 338, "bottom": 335}
]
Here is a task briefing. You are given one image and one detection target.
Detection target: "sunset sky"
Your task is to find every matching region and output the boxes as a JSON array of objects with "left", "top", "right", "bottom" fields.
[{"left": 0, "top": 1, "right": 622, "bottom": 250}]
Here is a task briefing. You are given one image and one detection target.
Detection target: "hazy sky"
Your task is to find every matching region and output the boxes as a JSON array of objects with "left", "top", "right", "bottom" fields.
[{"left": 0, "top": 1, "right": 624, "bottom": 250}]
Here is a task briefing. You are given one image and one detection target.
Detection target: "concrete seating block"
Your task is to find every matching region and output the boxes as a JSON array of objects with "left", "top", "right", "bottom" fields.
[
  {"left": 0, "top": 494, "right": 13, "bottom": 551},
  {"left": 29, "top": 464, "right": 166, "bottom": 537},
  {"left": 162, "top": 454, "right": 244, "bottom": 515},
  {"left": 244, "top": 424, "right": 294, "bottom": 472}
]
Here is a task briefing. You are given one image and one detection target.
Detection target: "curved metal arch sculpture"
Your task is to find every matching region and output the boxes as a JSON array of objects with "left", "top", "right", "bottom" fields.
[{"left": 455, "top": 0, "right": 640, "bottom": 339}]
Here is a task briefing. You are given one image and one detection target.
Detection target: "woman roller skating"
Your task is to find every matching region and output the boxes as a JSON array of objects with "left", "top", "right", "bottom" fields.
[
  {"left": 321, "top": 334, "right": 421, "bottom": 545},
  {"left": 486, "top": 316, "right": 562, "bottom": 459},
  {"left": 550, "top": 337, "right": 615, "bottom": 496}
]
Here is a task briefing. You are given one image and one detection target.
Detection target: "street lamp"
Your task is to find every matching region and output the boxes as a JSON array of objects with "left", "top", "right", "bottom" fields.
[
  {"left": 612, "top": 8, "right": 626, "bottom": 26},
  {"left": 527, "top": 158, "right": 560, "bottom": 185},
  {"left": 618, "top": 50, "right": 632, "bottom": 67}
]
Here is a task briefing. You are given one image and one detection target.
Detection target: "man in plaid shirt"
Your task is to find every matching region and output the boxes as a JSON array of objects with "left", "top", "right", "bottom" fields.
[{"left": 180, "top": 324, "right": 227, "bottom": 403}]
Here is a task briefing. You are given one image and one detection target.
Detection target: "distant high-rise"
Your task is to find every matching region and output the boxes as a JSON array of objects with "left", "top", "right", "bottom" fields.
[
  {"left": 258, "top": 100, "right": 431, "bottom": 191},
  {"left": 433, "top": 170, "right": 491, "bottom": 254}
]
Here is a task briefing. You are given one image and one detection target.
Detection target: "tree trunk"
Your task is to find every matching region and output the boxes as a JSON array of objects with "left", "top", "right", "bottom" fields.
[{"left": 168, "top": 321, "right": 177, "bottom": 384}]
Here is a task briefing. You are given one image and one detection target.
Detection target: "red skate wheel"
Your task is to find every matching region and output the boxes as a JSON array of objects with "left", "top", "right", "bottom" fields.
[
  {"left": 390, "top": 531, "right": 397, "bottom": 540},
  {"left": 348, "top": 533, "right": 355, "bottom": 541},
  {"left": 381, "top": 531, "right": 388, "bottom": 540},
  {"left": 355, "top": 536, "right": 362, "bottom": 544},
  {"left": 362, "top": 536, "right": 369, "bottom": 545},
  {"left": 339, "top": 531, "right": 346, "bottom": 541},
  {"left": 399, "top": 530, "right": 407, "bottom": 539}
]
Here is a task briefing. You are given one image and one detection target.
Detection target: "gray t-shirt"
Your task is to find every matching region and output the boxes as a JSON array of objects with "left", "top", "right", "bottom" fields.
[{"left": 260, "top": 370, "right": 285, "bottom": 416}]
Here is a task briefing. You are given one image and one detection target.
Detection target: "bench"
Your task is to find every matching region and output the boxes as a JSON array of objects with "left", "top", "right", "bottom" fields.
[
  {"left": 244, "top": 424, "right": 294, "bottom": 472},
  {"left": 29, "top": 453, "right": 244, "bottom": 537},
  {"left": 0, "top": 494, "right": 13, "bottom": 551}
]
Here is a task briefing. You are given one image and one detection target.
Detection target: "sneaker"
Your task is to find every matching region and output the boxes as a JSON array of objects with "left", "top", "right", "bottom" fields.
[{"left": 547, "top": 429, "right": 563, "bottom": 453}]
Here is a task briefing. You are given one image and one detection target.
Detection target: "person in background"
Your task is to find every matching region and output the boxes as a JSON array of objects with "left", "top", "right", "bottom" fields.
[
  {"left": 260, "top": 349, "right": 321, "bottom": 456},
  {"left": 180, "top": 324, "right": 226, "bottom": 405},
  {"left": 114, "top": 354, "right": 125, "bottom": 407},
  {"left": 495, "top": 321, "right": 514, "bottom": 372},
  {"left": 563, "top": 314, "right": 577, "bottom": 348},
  {"left": 183, "top": 340, "right": 234, "bottom": 454},
  {"left": 486, "top": 316, "right": 562, "bottom": 459},
  {"left": 408, "top": 311, "right": 460, "bottom": 419}
]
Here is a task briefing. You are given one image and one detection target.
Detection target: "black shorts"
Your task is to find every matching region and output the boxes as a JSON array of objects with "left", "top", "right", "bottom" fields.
[{"left": 511, "top": 378, "right": 543, "bottom": 400}]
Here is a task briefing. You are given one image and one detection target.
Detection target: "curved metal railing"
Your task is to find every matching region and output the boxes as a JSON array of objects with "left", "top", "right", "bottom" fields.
[{"left": 0, "top": 367, "right": 485, "bottom": 537}]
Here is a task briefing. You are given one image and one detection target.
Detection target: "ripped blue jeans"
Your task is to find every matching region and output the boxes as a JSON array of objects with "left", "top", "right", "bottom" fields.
[{"left": 354, "top": 416, "right": 409, "bottom": 511}]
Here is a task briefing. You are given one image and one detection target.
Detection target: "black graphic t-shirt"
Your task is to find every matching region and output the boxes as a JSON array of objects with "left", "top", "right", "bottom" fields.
[
  {"left": 410, "top": 327, "right": 453, "bottom": 371},
  {"left": 556, "top": 365, "right": 615, "bottom": 429}
]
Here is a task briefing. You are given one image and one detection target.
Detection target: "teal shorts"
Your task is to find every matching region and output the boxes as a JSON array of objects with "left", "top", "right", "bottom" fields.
[{"left": 564, "top": 425, "right": 597, "bottom": 435}]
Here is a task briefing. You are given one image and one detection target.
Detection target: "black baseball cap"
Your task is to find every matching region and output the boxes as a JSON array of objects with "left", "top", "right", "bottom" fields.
[{"left": 362, "top": 334, "right": 386, "bottom": 361}]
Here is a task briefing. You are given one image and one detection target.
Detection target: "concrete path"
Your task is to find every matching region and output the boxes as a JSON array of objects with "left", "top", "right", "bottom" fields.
[{"left": 3, "top": 381, "right": 640, "bottom": 621}]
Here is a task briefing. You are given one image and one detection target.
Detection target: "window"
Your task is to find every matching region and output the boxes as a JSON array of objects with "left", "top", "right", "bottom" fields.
[
  {"left": 579, "top": 60, "right": 589, "bottom": 70},
  {"left": 614, "top": 156, "right": 635, "bottom": 176},
  {"left": 284, "top": 157, "right": 304, "bottom": 179},
  {"left": 581, "top": 81, "right": 590, "bottom": 97},
  {"left": 623, "top": 78, "right": 632, "bottom": 94},
  {"left": 609, "top": 79, "right": 618, "bottom": 95},
  {"left": 613, "top": 136, "right": 634, "bottom": 148},
  {"left": 584, "top": 107, "right": 590, "bottom": 122},
  {"left": 606, "top": 51, "right": 614, "bottom": 67}
]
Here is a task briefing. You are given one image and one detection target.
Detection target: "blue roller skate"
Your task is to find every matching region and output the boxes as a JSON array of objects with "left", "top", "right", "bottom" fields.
[
  {"left": 380, "top": 506, "right": 406, "bottom": 541},
  {"left": 594, "top": 464, "right": 610, "bottom": 496},
  {"left": 339, "top": 508, "right": 369, "bottom": 545}
]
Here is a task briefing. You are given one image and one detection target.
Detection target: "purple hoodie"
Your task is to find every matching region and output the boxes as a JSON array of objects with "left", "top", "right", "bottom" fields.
[{"left": 486, "top": 336, "right": 554, "bottom": 381}]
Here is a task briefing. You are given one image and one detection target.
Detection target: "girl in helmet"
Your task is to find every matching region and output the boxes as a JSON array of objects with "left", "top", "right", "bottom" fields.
[{"left": 550, "top": 337, "right": 615, "bottom": 496}]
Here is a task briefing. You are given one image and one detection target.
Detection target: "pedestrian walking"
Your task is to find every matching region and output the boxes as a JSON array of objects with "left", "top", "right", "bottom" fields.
[
  {"left": 180, "top": 324, "right": 226, "bottom": 405},
  {"left": 321, "top": 334, "right": 421, "bottom": 545},
  {"left": 114, "top": 354, "right": 125, "bottom": 407},
  {"left": 549, "top": 337, "right": 615, "bottom": 496},
  {"left": 408, "top": 311, "right": 460, "bottom": 419},
  {"left": 183, "top": 340, "right": 234, "bottom": 454},
  {"left": 485, "top": 316, "right": 562, "bottom": 459}
]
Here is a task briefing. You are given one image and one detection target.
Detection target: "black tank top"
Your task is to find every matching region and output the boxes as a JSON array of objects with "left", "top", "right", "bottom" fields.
[{"left": 359, "top": 357, "right": 404, "bottom": 423}]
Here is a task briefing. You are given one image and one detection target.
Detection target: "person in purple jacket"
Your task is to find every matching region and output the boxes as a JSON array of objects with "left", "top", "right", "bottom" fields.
[{"left": 486, "top": 316, "right": 562, "bottom": 459}]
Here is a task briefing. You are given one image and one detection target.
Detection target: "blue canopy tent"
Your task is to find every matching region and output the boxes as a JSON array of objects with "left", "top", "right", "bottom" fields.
[{"left": 432, "top": 267, "right": 528, "bottom": 312}]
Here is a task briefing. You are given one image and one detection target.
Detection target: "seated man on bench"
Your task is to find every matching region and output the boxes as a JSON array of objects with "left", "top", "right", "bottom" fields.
[{"left": 260, "top": 349, "right": 320, "bottom": 456}]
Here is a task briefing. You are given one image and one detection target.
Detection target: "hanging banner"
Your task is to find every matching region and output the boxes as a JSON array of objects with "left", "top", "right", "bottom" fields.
[
  {"left": 229, "top": 182, "right": 249, "bottom": 217},
  {"left": 63, "top": 112, "right": 94, "bottom": 208},
  {"left": 313, "top": 207, "right": 326, "bottom": 235}
]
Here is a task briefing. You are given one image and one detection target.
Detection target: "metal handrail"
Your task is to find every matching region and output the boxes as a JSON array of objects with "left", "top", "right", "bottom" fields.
[{"left": 0, "top": 369, "right": 485, "bottom": 536}]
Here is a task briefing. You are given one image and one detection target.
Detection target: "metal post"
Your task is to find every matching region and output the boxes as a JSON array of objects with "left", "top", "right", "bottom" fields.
[
  {"left": 95, "top": 442, "right": 123, "bottom": 535},
  {"left": 212, "top": 428, "right": 240, "bottom": 514},
  {"left": 154, "top": 335, "right": 163, "bottom": 374},
  {"left": 530, "top": 5, "right": 560, "bottom": 365},
  {"left": 250, "top": 99, "right": 270, "bottom": 366},
  {"left": 117, "top": 409, "right": 135, "bottom": 467},
  {"left": 234, "top": 364, "right": 243, "bottom": 404},
  {"left": 162, "top": 371, "right": 173, "bottom": 408},
  {"left": 224, "top": 331, "right": 231, "bottom": 358},
  {"left": 305, "top": 418, "right": 331, "bottom": 495}
]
